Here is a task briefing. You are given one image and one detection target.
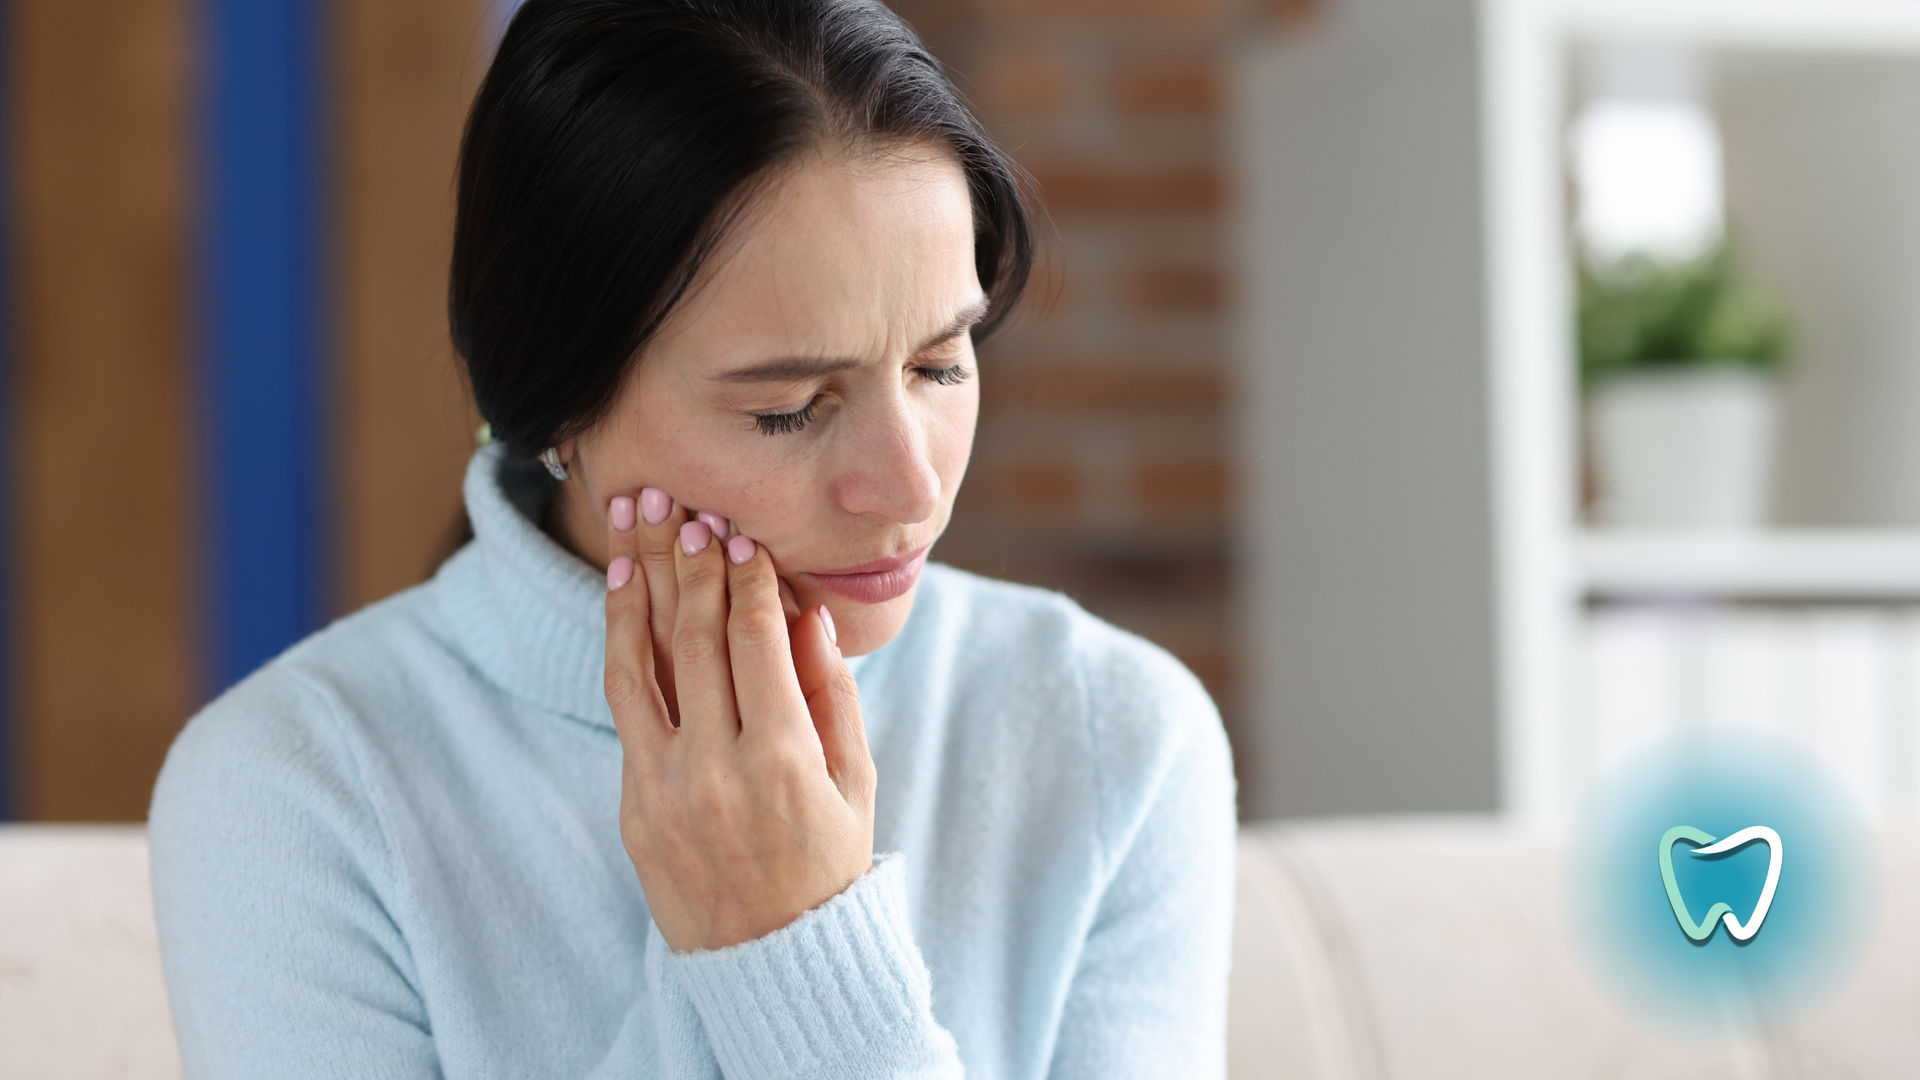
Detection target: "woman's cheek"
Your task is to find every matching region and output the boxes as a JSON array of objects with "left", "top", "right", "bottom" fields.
[
  {"left": 931, "top": 387, "right": 979, "bottom": 493},
  {"left": 715, "top": 465, "right": 815, "bottom": 550}
]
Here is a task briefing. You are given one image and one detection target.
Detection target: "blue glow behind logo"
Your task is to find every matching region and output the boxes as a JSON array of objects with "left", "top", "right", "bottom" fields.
[{"left": 1568, "top": 733, "right": 1869, "bottom": 1031}]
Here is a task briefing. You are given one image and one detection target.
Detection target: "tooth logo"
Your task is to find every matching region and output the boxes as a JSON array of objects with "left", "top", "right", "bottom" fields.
[{"left": 1658, "top": 825, "right": 1783, "bottom": 942}]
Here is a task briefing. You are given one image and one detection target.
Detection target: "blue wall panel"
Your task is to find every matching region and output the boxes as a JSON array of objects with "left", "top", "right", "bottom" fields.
[{"left": 203, "top": 0, "right": 326, "bottom": 692}]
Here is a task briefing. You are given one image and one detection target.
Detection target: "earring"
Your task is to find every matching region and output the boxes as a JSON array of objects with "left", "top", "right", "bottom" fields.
[{"left": 539, "top": 447, "right": 569, "bottom": 481}]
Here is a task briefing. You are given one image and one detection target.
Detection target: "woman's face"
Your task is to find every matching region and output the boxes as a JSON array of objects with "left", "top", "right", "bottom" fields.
[{"left": 555, "top": 143, "right": 984, "bottom": 657}]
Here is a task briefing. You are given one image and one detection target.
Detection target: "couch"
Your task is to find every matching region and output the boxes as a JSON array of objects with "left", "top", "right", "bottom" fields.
[{"left": 5, "top": 819, "right": 1916, "bottom": 1078}]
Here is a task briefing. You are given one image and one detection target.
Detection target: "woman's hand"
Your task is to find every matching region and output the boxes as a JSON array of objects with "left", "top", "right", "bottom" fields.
[{"left": 602, "top": 491, "right": 877, "bottom": 953}]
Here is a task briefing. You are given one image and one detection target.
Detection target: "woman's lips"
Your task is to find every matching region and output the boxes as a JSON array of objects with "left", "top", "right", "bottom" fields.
[{"left": 804, "top": 546, "right": 929, "bottom": 604}]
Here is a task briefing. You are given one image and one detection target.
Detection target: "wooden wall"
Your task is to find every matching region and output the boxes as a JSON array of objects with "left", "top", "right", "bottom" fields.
[
  {"left": 334, "top": 0, "right": 487, "bottom": 612},
  {"left": 10, "top": 0, "right": 197, "bottom": 821},
  {"left": 7, "top": 0, "right": 486, "bottom": 819}
]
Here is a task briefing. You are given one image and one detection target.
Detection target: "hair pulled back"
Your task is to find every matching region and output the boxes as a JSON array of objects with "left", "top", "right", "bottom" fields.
[{"left": 450, "top": 0, "right": 1034, "bottom": 461}]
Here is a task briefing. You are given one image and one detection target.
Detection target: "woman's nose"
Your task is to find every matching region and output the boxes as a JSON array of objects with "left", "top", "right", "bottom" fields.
[{"left": 832, "top": 404, "right": 942, "bottom": 524}]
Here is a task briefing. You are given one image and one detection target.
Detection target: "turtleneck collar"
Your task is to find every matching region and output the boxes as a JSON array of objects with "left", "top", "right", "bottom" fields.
[{"left": 435, "top": 444, "right": 614, "bottom": 728}]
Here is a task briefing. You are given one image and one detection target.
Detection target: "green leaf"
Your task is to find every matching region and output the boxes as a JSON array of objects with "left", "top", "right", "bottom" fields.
[{"left": 1577, "top": 240, "right": 1792, "bottom": 383}]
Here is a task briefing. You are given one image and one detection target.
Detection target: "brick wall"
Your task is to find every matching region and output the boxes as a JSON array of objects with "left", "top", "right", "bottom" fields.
[{"left": 899, "top": 0, "right": 1313, "bottom": 797}]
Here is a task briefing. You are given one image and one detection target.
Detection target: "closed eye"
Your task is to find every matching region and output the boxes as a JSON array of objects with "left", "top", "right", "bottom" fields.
[
  {"left": 752, "top": 398, "right": 819, "bottom": 435},
  {"left": 915, "top": 364, "right": 971, "bottom": 387}
]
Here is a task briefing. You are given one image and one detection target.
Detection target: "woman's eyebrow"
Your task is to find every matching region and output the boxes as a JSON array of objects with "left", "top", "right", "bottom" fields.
[
  {"left": 917, "top": 297, "right": 990, "bottom": 351},
  {"left": 714, "top": 297, "right": 991, "bottom": 383},
  {"left": 715, "top": 357, "right": 864, "bottom": 384}
]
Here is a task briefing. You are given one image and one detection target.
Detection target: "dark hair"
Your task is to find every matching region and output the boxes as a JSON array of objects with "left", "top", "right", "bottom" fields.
[{"left": 450, "top": 0, "right": 1035, "bottom": 461}]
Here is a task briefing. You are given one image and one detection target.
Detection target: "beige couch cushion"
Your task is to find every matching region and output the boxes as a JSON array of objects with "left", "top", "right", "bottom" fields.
[
  {"left": 1230, "top": 818, "right": 1920, "bottom": 1079},
  {"left": 0, "top": 826, "right": 178, "bottom": 1080}
]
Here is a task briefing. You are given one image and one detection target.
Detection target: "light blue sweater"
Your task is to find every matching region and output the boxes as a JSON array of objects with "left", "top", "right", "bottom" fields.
[{"left": 150, "top": 445, "right": 1236, "bottom": 1079}]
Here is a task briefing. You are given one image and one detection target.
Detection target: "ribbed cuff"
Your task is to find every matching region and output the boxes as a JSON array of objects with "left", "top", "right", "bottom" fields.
[{"left": 665, "top": 854, "right": 959, "bottom": 1080}]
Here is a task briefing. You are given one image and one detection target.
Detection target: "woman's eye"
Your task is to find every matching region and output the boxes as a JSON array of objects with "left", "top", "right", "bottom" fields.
[
  {"left": 753, "top": 398, "right": 818, "bottom": 436},
  {"left": 915, "top": 364, "right": 972, "bottom": 387}
]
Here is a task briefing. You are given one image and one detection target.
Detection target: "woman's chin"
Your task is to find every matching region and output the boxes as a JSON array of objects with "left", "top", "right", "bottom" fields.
[{"left": 821, "top": 586, "right": 918, "bottom": 658}]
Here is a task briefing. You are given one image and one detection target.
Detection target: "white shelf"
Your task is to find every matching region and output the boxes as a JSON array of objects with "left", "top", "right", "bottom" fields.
[
  {"left": 1234, "top": 0, "right": 1920, "bottom": 820},
  {"left": 1553, "top": 0, "right": 1920, "bottom": 55},
  {"left": 1580, "top": 530, "right": 1920, "bottom": 600}
]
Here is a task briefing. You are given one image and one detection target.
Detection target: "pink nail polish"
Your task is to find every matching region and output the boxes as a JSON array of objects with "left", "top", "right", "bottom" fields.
[
  {"left": 679, "top": 520, "right": 712, "bottom": 555},
  {"left": 609, "top": 496, "right": 637, "bottom": 532},
  {"left": 697, "top": 510, "right": 730, "bottom": 537},
  {"left": 818, "top": 606, "right": 837, "bottom": 646},
  {"left": 726, "top": 535, "right": 755, "bottom": 565},
  {"left": 641, "top": 487, "right": 670, "bottom": 525},
  {"left": 607, "top": 556, "right": 634, "bottom": 590}
]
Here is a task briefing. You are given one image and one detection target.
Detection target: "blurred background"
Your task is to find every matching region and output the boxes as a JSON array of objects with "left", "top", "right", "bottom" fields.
[
  {"left": 0, "top": 0, "right": 1285, "bottom": 821},
  {"left": 10, "top": 0, "right": 1920, "bottom": 831}
]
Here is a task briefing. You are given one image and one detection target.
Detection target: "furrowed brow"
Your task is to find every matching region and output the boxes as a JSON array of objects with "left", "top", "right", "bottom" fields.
[
  {"left": 714, "top": 298, "right": 991, "bottom": 384},
  {"left": 715, "top": 357, "right": 863, "bottom": 384},
  {"left": 915, "top": 298, "right": 991, "bottom": 353}
]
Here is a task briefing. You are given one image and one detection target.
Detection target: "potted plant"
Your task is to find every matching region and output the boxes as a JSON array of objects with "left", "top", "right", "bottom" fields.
[{"left": 1579, "top": 241, "right": 1792, "bottom": 529}]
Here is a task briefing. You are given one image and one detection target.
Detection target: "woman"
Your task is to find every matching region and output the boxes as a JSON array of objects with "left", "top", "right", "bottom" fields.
[{"left": 149, "top": 0, "right": 1235, "bottom": 1076}]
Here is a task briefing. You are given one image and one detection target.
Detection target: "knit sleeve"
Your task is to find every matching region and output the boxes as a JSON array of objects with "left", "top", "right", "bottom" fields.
[
  {"left": 664, "top": 854, "right": 964, "bottom": 1080},
  {"left": 1048, "top": 639, "right": 1239, "bottom": 1079},
  {"left": 148, "top": 671, "right": 440, "bottom": 1080}
]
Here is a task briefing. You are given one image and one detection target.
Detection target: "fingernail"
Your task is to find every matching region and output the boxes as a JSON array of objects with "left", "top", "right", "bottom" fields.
[
  {"left": 641, "top": 487, "right": 670, "bottom": 525},
  {"left": 609, "top": 496, "right": 637, "bottom": 532},
  {"left": 727, "top": 535, "right": 756, "bottom": 565},
  {"left": 679, "top": 520, "right": 712, "bottom": 555},
  {"left": 697, "top": 510, "right": 730, "bottom": 537},
  {"left": 818, "top": 605, "right": 837, "bottom": 646},
  {"left": 607, "top": 556, "right": 634, "bottom": 590}
]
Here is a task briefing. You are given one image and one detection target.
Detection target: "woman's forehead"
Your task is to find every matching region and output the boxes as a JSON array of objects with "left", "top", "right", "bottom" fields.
[{"left": 654, "top": 148, "right": 982, "bottom": 369}]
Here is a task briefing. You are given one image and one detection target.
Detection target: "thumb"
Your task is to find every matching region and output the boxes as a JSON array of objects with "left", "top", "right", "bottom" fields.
[{"left": 792, "top": 604, "right": 874, "bottom": 809}]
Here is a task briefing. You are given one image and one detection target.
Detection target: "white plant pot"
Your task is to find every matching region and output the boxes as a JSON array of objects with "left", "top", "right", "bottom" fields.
[{"left": 1589, "top": 367, "right": 1778, "bottom": 530}]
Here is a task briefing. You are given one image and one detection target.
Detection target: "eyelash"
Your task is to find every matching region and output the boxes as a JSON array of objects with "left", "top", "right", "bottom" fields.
[
  {"left": 754, "top": 400, "right": 818, "bottom": 436},
  {"left": 916, "top": 363, "right": 972, "bottom": 387},
  {"left": 749, "top": 365, "right": 972, "bottom": 436}
]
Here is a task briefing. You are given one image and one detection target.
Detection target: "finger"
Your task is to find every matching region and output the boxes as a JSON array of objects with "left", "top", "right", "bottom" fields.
[
  {"left": 776, "top": 575, "right": 801, "bottom": 628},
  {"left": 671, "top": 518, "right": 740, "bottom": 746},
  {"left": 638, "top": 487, "right": 688, "bottom": 725},
  {"left": 604, "top": 495, "right": 672, "bottom": 757},
  {"left": 722, "top": 537, "right": 810, "bottom": 741},
  {"left": 696, "top": 510, "right": 731, "bottom": 538},
  {"left": 792, "top": 603, "right": 873, "bottom": 807}
]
